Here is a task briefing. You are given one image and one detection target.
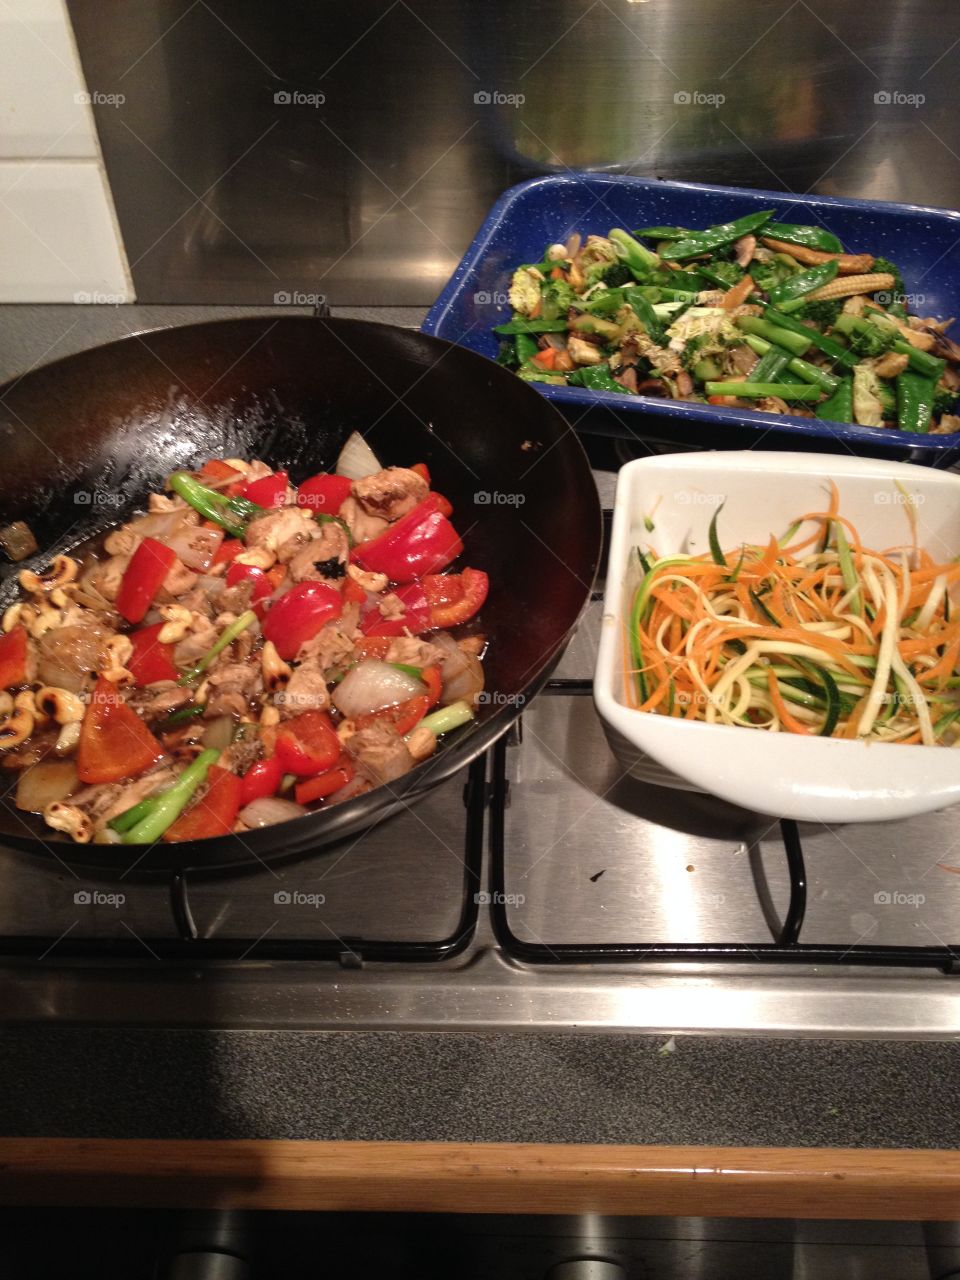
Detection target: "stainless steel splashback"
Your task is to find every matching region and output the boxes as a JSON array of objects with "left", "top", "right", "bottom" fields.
[{"left": 68, "top": 0, "right": 960, "bottom": 305}]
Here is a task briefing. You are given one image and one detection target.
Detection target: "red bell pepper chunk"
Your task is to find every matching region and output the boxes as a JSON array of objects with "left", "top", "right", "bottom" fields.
[
  {"left": 342, "top": 577, "right": 367, "bottom": 605},
  {"left": 116, "top": 537, "right": 177, "bottom": 624},
  {"left": 351, "top": 495, "right": 462, "bottom": 584},
  {"left": 241, "top": 470, "right": 289, "bottom": 508},
  {"left": 0, "top": 626, "right": 29, "bottom": 689},
  {"left": 430, "top": 491, "right": 454, "bottom": 518},
  {"left": 356, "top": 694, "right": 429, "bottom": 736},
  {"left": 77, "top": 677, "right": 163, "bottom": 785},
  {"left": 421, "top": 665, "right": 442, "bottom": 708},
  {"left": 275, "top": 711, "right": 341, "bottom": 776},
  {"left": 262, "top": 582, "right": 342, "bottom": 661},
  {"left": 226, "top": 560, "right": 273, "bottom": 603},
  {"left": 127, "top": 623, "right": 178, "bottom": 685},
  {"left": 164, "top": 766, "right": 243, "bottom": 842},
  {"left": 359, "top": 581, "right": 431, "bottom": 637},
  {"left": 296, "top": 473, "right": 352, "bottom": 515},
  {"left": 239, "top": 755, "right": 284, "bottom": 807},
  {"left": 213, "top": 537, "right": 244, "bottom": 565},
  {"left": 410, "top": 462, "right": 430, "bottom": 485},
  {"left": 423, "top": 568, "right": 489, "bottom": 629},
  {"left": 294, "top": 758, "right": 355, "bottom": 805}
]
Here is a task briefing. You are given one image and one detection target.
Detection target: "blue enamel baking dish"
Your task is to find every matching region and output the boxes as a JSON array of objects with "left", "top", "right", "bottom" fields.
[{"left": 422, "top": 174, "right": 960, "bottom": 460}]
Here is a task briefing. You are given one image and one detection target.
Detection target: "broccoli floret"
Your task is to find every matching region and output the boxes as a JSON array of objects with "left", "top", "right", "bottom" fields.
[
  {"left": 495, "top": 338, "right": 519, "bottom": 370},
  {"left": 598, "top": 262, "right": 634, "bottom": 289},
  {"left": 539, "top": 278, "right": 578, "bottom": 319},
  {"left": 871, "top": 256, "right": 906, "bottom": 302},
  {"left": 701, "top": 260, "right": 743, "bottom": 288},
  {"left": 794, "top": 299, "right": 843, "bottom": 329},
  {"left": 933, "top": 384, "right": 958, "bottom": 416},
  {"left": 749, "top": 260, "right": 791, "bottom": 293},
  {"left": 849, "top": 323, "right": 898, "bottom": 359}
]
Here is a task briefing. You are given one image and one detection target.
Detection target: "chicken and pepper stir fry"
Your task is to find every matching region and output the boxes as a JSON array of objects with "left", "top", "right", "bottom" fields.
[
  {"left": 497, "top": 212, "right": 960, "bottom": 433},
  {"left": 0, "top": 436, "right": 488, "bottom": 843}
]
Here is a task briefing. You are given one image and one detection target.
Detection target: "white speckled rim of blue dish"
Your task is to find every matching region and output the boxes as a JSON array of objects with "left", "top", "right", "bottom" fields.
[{"left": 594, "top": 451, "right": 960, "bottom": 824}]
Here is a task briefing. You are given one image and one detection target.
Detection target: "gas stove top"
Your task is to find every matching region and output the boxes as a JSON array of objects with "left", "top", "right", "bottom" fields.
[{"left": 2, "top": 467, "right": 960, "bottom": 1036}]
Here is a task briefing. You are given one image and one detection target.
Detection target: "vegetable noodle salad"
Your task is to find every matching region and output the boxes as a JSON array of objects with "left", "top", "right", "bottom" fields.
[
  {"left": 0, "top": 435, "right": 489, "bottom": 843},
  {"left": 625, "top": 487, "right": 960, "bottom": 744},
  {"left": 496, "top": 211, "right": 960, "bottom": 433}
]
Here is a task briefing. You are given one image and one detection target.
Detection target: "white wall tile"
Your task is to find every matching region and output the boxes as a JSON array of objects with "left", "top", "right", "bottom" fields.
[
  {"left": 0, "top": 0, "right": 100, "bottom": 159},
  {"left": 0, "top": 160, "right": 133, "bottom": 301}
]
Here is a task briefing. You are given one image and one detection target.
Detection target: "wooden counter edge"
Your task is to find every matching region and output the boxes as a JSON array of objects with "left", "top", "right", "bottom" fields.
[{"left": 0, "top": 1140, "right": 958, "bottom": 1217}]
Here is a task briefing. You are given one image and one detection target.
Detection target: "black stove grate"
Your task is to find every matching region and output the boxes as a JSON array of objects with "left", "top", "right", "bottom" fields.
[{"left": 488, "top": 685, "right": 960, "bottom": 974}]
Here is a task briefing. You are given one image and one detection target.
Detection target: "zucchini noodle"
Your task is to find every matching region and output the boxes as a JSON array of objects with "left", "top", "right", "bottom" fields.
[{"left": 624, "top": 491, "right": 960, "bottom": 745}]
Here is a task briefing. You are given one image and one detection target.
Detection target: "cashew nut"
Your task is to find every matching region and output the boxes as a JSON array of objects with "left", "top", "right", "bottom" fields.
[
  {"left": 97, "top": 633, "right": 134, "bottom": 682},
  {"left": 406, "top": 724, "right": 437, "bottom": 762},
  {"left": 55, "top": 721, "right": 82, "bottom": 755},
  {"left": 19, "top": 554, "right": 78, "bottom": 594},
  {"left": 2, "top": 603, "right": 33, "bottom": 633},
  {"left": 347, "top": 562, "right": 388, "bottom": 594},
  {"left": 26, "top": 604, "right": 63, "bottom": 640},
  {"left": 336, "top": 718, "right": 356, "bottom": 746},
  {"left": 261, "top": 640, "right": 292, "bottom": 693},
  {"left": 35, "top": 686, "right": 85, "bottom": 724},
  {"left": 235, "top": 547, "right": 276, "bottom": 570},
  {"left": 43, "top": 802, "right": 92, "bottom": 844},
  {"left": 158, "top": 604, "right": 193, "bottom": 644},
  {"left": 0, "top": 708, "right": 34, "bottom": 749},
  {"left": 195, "top": 678, "right": 210, "bottom": 706}
]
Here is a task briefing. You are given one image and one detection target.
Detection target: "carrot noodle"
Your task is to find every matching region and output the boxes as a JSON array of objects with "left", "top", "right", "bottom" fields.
[{"left": 625, "top": 501, "right": 960, "bottom": 746}]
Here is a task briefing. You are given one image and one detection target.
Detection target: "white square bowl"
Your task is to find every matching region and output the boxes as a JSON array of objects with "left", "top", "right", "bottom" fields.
[{"left": 594, "top": 451, "right": 960, "bottom": 824}]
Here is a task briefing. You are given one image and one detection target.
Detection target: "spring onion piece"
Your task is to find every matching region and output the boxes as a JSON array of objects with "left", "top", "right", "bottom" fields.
[
  {"left": 177, "top": 609, "right": 257, "bottom": 685},
  {"left": 118, "top": 749, "right": 220, "bottom": 844},
  {"left": 742, "top": 334, "right": 839, "bottom": 392},
  {"left": 169, "top": 472, "right": 264, "bottom": 538},
  {"left": 609, "top": 227, "right": 661, "bottom": 275},
  {"left": 707, "top": 502, "right": 726, "bottom": 567},
  {"left": 160, "top": 703, "right": 204, "bottom": 728},
  {"left": 413, "top": 700, "right": 475, "bottom": 739},
  {"left": 734, "top": 315, "right": 813, "bottom": 357}
]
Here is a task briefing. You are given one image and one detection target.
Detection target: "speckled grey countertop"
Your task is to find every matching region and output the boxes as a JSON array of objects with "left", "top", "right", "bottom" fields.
[{"left": 1, "top": 304, "right": 958, "bottom": 1151}]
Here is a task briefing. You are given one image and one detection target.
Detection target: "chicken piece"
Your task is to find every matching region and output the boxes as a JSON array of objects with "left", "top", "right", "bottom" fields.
[
  {"left": 339, "top": 495, "right": 389, "bottom": 545},
  {"left": 130, "top": 682, "right": 193, "bottom": 718},
  {"left": 280, "top": 661, "right": 330, "bottom": 717},
  {"left": 218, "top": 735, "right": 262, "bottom": 776},
  {"left": 384, "top": 636, "right": 447, "bottom": 668},
  {"left": 725, "top": 344, "right": 759, "bottom": 378},
  {"left": 156, "top": 556, "right": 199, "bottom": 601},
  {"left": 203, "top": 661, "right": 262, "bottom": 719},
  {"left": 458, "top": 634, "right": 486, "bottom": 658},
  {"left": 871, "top": 352, "right": 910, "bottom": 379},
  {"left": 378, "top": 592, "right": 406, "bottom": 620},
  {"left": 172, "top": 614, "right": 218, "bottom": 668},
  {"left": 246, "top": 508, "right": 319, "bottom": 562},
  {"left": 352, "top": 467, "right": 428, "bottom": 522},
  {"left": 296, "top": 611, "right": 360, "bottom": 670},
  {"left": 345, "top": 721, "right": 414, "bottom": 786},
  {"left": 567, "top": 336, "right": 604, "bottom": 367},
  {"left": 288, "top": 519, "right": 350, "bottom": 583},
  {"left": 90, "top": 554, "right": 129, "bottom": 602}
]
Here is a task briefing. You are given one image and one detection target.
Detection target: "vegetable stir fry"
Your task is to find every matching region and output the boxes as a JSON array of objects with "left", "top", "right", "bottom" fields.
[
  {"left": 625, "top": 487, "right": 960, "bottom": 743},
  {"left": 0, "top": 437, "right": 488, "bottom": 843},
  {"left": 496, "top": 211, "right": 960, "bottom": 433}
]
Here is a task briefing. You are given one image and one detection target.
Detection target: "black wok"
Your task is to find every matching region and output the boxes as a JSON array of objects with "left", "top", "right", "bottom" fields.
[{"left": 0, "top": 318, "right": 601, "bottom": 876}]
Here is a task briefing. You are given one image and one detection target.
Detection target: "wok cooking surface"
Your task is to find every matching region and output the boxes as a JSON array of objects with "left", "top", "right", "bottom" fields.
[{"left": 0, "top": 317, "right": 601, "bottom": 874}]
